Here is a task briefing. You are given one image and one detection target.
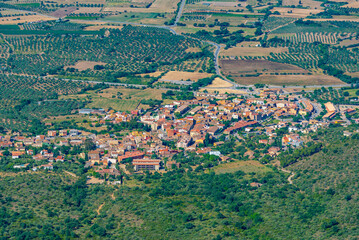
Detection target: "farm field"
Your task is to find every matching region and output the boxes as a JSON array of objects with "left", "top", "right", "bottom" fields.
[
  {"left": 65, "top": 61, "right": 106, "bottom": 71},
  {"left": 347, "top": 72, "right": 359, "bottom": 78},
  {"left": 0, "top": 14, "right": 56, "bottom": 24},
  {"left": 219, "top": 59, "right": 348, "bottom": 86},
  {"left": 212, "top": 160, "right": 273, "bottom": 174},
  {"left": 220, "top": 59, "right": 309, "bottom": 74},
  {"left": 2, "top": 25, "right": 208, "bottom": 79},
  {"left": 160, "top": 71, "right": 213, "bottom": 81},
  {"left": 60, "top": 87, "right": 166, "bottom": 111},
  {"left": 205, "top": 77, "right": 233, "bottom": 88},
  {"left": 84, "top": 25, "right": 123, "bottom": 30},
  {"left": 271, "top": 7, "right": 323, "bottom": 18},
  {"left": 231, "top": 74, "right": 344, "bottom": 86},
  {"left": 282, "top": 0, "right": 323, "bottom": 9},
  {"left": 0, "top": 74, "right": 90, "bottom": 131},
  {"left": 200, "top": 88, "right": 247, "bottom": 94},
  {"left": 220, "top": 45, "right": 288, "bottom": 57}
]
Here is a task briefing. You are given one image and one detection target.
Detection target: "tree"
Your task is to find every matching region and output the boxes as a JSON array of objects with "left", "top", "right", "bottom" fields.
[{"left": 84, "top": 139, "right": 96, "bottom": 151}]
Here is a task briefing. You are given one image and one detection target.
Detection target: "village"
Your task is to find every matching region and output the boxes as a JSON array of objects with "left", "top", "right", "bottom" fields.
[{"left": 1, "top": 88, "right": 359, "bottom": 183}]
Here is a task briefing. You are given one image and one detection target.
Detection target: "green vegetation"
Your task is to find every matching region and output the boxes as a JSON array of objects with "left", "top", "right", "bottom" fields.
[
  {"left": 1, "top": 128, "right": 359, "bottom": 239},
  {"left": 265, "top": 41, "right": 359, "bottom": 83},
  {"left": 0, "top": 74, "right": 91, "bottom": 132},
  {"left": 3, "top": 25, "right": 208, "bottom": 79}
]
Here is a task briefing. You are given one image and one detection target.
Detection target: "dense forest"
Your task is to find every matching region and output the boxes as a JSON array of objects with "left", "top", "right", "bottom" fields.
[{"left": 0, "top": 127, "right": 358, "bottom": 239}]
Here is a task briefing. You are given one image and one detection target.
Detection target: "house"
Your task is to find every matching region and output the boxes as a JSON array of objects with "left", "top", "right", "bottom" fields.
[
  {"left": 47, "top": 131, "right": 57, "bottom": 137},
  {"left": 55, "top": 155, "right": 65, "bottom": 162},
  {"left": 268, "top": 147, "right": 280, "bottom": 157},
  {"left": 69, "top": 129, "right": 80, "bottom": 137},
  {"left": 11, "top": 151, "right": 25, "bottom": 159},
  {"left": 177, "top": 135, "right": 192, "bottom": 149},
  {"left": 95, "top": 168, "right": 121, "bottom": 176},
  {"left": 118, "top": 151, "right": 145, "bottom": 162},
  {"left": 166, "top": 161, "right": 180, "bottom": 169},
  {"left": 33, "top": 163, "right": 54, "bottom": 171},
  {"left": 133, "top": 159, "right": 161, "bottom": 171},
  {"left": 189, "top": 106, "right": 202, "bottom": 115},
  {"left": 207, "top": 126, "right": 219, "bottom": 136},
  {"left": 343, "top": 131, "right": 352, "bottom": 137},
  {"left": 13, "top": 163, "right": 29, "bottom": 169},
  {"left": 59, "top": 130, "right": 67, "bottom": 137},
  {"left": 282, "top": 134, "right": 303, "bottom": 148},
  {"left": 88, "top": 150, "right": 101, "bottom": 164}
]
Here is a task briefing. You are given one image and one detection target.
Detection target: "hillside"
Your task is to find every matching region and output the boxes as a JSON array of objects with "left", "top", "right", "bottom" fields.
[{"left": 0, "top": 128, "right": 358, "bottom": 239}]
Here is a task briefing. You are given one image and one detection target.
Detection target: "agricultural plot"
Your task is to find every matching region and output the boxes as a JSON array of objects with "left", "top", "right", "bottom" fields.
[
  {"left": 61, "top": 86, "right": 166, "bottom": 111},
  {"left": 212, "top": 160, "right": 272, "bottom": 174},
  {"left": 21, "top": 21, "right": 87, "bottom": 31},
  {"left": 0, "top": 74, "right": 89, "bottom": 131},
  {"left": 262, "top": 16, "right": 298, "bottom": 32},
  {"left": 220, "top": 59, "right": 308, "bottom": 74},
  {"left": 282, "top": 0, "right": 323, "bottom": 9},
  {"left": 205, "top": 77, "right": 233, "bottom": 88},
  {"left": 271, "top": 20, "right": 359, "bottom": 34},
  {"left": 270, "top": 7, "right": 323, "bottom": 18},
  {"left": 276, "top": 32, "right": 356, "bottom": 44},
  {"left": 265, "top": 41, "right": 359, "bottom": 73},
  {"left": 233, "top": 74, "right": 343, "bottom": 86},
  {"left": 219, "top": 43, "right": 288, "bottom": 57},
  {"left": 0, "top": 13, "right": 55, "bottom": 24},
  {"left": 103, "top": 12, "right": 172, "bottom": 25},
  {"left": 218, "top": 59, "right": 344, "bottom": 86},
  {"left": 160, "top": 71, "right": 213, "bottom": 81},
  {"left": 3, "top": 25, "right": 207, "bottom": 79},
  {"left": 65, "top": 61, "right": 106, "bottom": 71}
]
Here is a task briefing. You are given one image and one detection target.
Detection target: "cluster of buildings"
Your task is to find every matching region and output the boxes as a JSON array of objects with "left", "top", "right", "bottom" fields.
[{"left": 0, "top": 89, "right": 358, "bottom": 177}]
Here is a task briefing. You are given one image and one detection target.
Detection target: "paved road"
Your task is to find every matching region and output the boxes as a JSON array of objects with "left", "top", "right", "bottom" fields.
[{"left": 172, "top": 0, "right": 186, "bottom": 26}]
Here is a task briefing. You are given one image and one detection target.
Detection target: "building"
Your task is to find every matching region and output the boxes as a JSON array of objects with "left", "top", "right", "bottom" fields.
[
  {"left": 133, "top": 159, "right": 161, "bottom": 171},
  {"left": 175, "top": 105, "right": 189, "bottom": 114}
]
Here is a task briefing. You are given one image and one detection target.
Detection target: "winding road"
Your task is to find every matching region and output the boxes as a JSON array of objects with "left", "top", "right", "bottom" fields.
[{"left": 281, "top": 168, "right": 295, "bottom": 185}]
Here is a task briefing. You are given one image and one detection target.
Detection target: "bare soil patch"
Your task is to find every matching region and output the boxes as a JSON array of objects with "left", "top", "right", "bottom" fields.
[
  {"left": 87, "top": 177, "right": 105, "bottom": 184},
  {"left": 161, "top": 71, "right": 213, "bottom": 81},
  {"left": 65, "top": 61, "right": 105, "bottom": 71},
  {"left": 339, "top": 39, "right": 359, "bottom": 47},
  {"left": 186, "top": 47, "right": 202, "bottom": 53},
  {"left": 50, "top": 7, "right": 77, "bottom": 18},
  {"left": 73, "top": 7, "right": 102, "bottom": 14}
]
